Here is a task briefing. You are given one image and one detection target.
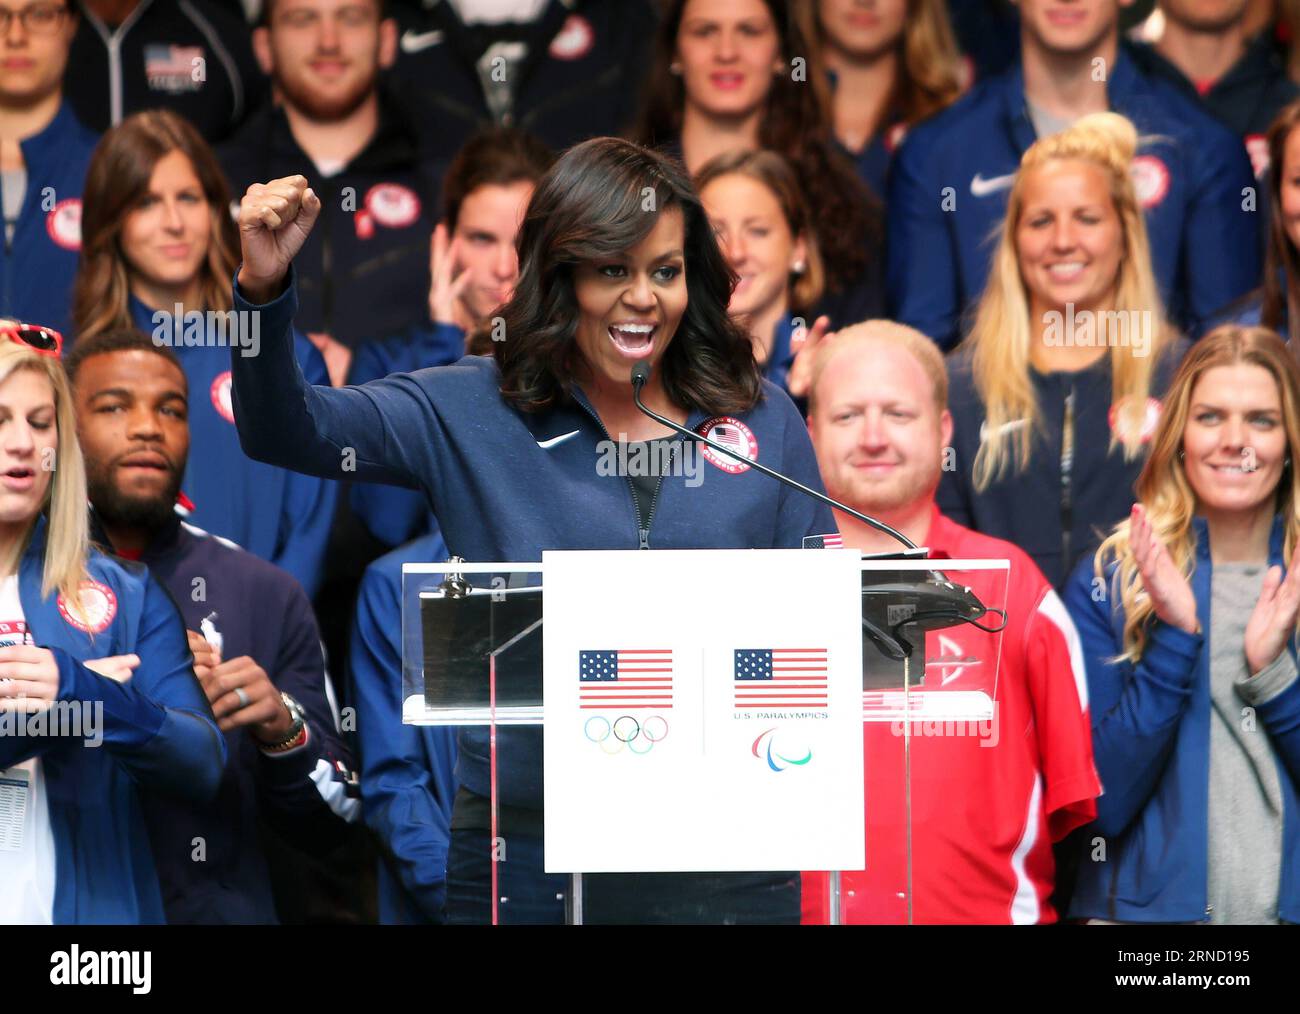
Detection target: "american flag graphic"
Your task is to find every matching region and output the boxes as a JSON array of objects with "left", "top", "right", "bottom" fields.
[
  {"left": 145, "top": 44, "right": 204, "bottom": 77},
  {"left": 579, "top": 650, "right": 673, "bottom": 709},
  {"left": 801, "top": 532, "right": 843, "bottom": 549},
  {"left": 734, "top": 648, "right": 829, "bottom": 708},
  {"left": 712, "top": 424, "right": 744, "bottom": 450}
]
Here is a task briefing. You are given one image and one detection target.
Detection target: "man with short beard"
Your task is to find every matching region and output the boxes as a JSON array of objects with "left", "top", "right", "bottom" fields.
[
  {"left": 67, "top": 329, "right": 358, "bottom": 924},
  {"left": 798, "top": 321, "right": 1099, "bottom": 923},
  {"left": 219, "top": 0, "right": 441, "bottom": 374}
]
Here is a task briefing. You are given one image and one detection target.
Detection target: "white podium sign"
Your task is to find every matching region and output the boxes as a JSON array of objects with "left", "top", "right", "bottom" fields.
[{"left": 542, "top": 549, "right": 865, "bottom": 873}]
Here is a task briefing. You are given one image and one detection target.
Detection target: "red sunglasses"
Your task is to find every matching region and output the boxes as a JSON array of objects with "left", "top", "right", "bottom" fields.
[{"left": 0, "top": 321, "right": 63, "bottom": 359}]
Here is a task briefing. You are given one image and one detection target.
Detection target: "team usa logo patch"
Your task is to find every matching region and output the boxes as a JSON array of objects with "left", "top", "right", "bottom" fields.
[
  {"left": 45, "top": 198, "right": 82, "bottom": 251},
  {"left": 548, "top": 13, "right": 594, "bottom": 60},
  {"left": 210, "top": 371, "right": 235, "bottom": 424},
  {"left": 1245, "top": 134, "right": 1270, "bottom": 178},
  {"left": 1130, "top": 155, "right": 1171, "bottom": 210},
  {"left": 364, "top": 183, "right": 421, "bottom": 229},
  {"left": 57, "top": 580, "right": 118, "bottom": 635},
  {"left": 696, "top": 416, "right": 758, "bottom": 474},
  {"left": 883, "top": 122, "right": 909, "bottom": 153},
  {"left": 1109, "top": 396, "right": 1162, "bottom": 444}
]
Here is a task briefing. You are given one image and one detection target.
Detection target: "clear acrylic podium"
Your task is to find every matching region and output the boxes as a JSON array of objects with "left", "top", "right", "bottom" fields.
[{"left": 401, "top": 554, "right": 1007, "bottom": 925}]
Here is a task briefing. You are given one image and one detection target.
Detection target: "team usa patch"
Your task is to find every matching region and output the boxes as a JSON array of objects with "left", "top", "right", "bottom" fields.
[
  {"left": 883, "top": 122, "right": 909, "bottom": 153},
  {"left": 696, "top": 416, "right": 758, "bottom": 474},
  {"left": 58, "top": 580, "right": 117, "bottom": 635},
  {"left": 549, "top": 13, "right": 594, "bottom": 60},
  {"left": 210, "top": 371, "right": 235, "bottom": 424},
  {"left": 45, "top": 198, "right": 82, "bottom": 251},
  {"left": 1245, "top": 134, "right": 1270, "bottom": 178},
  {"left": 1130, "top": 155, "right": 1171, "bottom": 210},
  {"left": 364, "top": 183, "right": 421, "bottom": 229},
  {"left": 1109, "top": 396, "right": 1162, "bottom": 444}
]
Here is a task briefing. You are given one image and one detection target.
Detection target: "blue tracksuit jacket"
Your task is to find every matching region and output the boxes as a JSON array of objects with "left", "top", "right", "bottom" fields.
[
  {"left": 227, "top": 267, "right": 835, "bottom": 814},
  {"left": 351, "top": 529, "right": 458, "bottom": 924},
  {"left": 1064, "top": 516, "right": 1300, "bottom": 922},
  {"left": 131, "top": 513, "right": 357, "bottom": 923},
  {"left": 0, "top": 101, "right": 97, "bottom": 337},
  {"left": 0, "top": 516, "right": 226, "bottom": 923},
  {"left": 888, "top": 49, "right": 1261, "bottom": 349}
]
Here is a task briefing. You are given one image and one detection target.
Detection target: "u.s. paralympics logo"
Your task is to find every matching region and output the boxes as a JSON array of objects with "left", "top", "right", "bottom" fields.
[
  {"left": 57, "top": 580, "right": 117, "bottom": 634},
  {"left": 210, "top": 371, "right": 235, "bottom": 424},
  {"left": 696, "top": 416, "right": 758, "bottom": 474},
  {"left": 585, "top": 714, "right": 668, "bottom": 755},
  {"left": 752, "top": 728, "right": 812, "bottom": 772}
]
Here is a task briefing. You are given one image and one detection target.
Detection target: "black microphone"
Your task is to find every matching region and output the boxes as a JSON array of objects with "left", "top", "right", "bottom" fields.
[
  {"left": 629, "top": 362, "right": 1007, "bottom": 664},
  {"left": 630, "top": 361, "right": 916, "bottom": 550}
]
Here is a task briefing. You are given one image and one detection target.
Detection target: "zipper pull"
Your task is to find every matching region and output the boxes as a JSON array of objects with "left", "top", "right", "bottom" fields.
[{"left": 639, "top": 527, "right": 650, "bottom": 550}]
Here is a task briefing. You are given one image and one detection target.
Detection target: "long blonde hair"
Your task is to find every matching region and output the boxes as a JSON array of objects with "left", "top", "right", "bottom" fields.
[
  {"left": 965, "top": 111, "right": 1172, "bottom": 490},
  {"left": 1096, "top": 325, "right": 1300, "bottom": 661},
  {"left": 0, "top": 344, "right": 91, "bottom": 608}
]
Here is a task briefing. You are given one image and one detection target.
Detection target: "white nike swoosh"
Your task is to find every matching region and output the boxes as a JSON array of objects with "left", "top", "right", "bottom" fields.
[
  {"left": 400, "top": 28, "right": 444, "bottom": 53},
  {"left": 536, "top": 430, "right": 580, "bottom": 450},
  {"left": 970, "top": 172, "right": 1017, "bottom": 198},
  {"left": 979, "top": 418, "right": 1029, "bottom": 443}
]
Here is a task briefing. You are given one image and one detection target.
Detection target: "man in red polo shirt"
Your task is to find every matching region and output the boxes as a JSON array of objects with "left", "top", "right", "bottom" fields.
[{"left": 800, "top": 321, "right": 1100, "bottom": 924}]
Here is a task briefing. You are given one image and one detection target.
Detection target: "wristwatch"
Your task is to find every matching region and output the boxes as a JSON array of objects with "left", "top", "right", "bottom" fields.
[{"left": 261, "top": 692, "right": 309, "bottom": 753}]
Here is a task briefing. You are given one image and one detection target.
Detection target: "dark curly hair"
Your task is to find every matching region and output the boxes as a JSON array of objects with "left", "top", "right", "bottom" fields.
[
  {"left": 489, "top": 137, "right": 762, "bottom": 414},
  {"left": 631, "top": 0, "right": 877, "bottom": 292}
]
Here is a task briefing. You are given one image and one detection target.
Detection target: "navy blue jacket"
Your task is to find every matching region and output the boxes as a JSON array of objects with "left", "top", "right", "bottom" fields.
[
  {"left": 938, "top": 343, "right": 1185, "bottom": 589},
  {"left": 130, "top": 513, "right": 357, "bottom": 924},
  {"left": 1128, "top": 33, "right": 1299, "bottom": 176},
  {"left": 67, "top": 0, "right": 267, "bottom": 142},
  {"left": 349, "top": 320, "right": 465, "bottom": 548},
  {"left": 390, "top": 0, "right": 657, "bottom": 161},
  {"left": 228, "top": 268, "right": 835, "bottom": 810},
  {"left": 351, "top": 529, "right": 458, "bottom": 924},
  {"left": 0, "top": 101, "right": 97, "bottom": 337},
  {"left": 218, "top": 95, "right": 442, "bottom": 349},
  {"left": 888, "top": 50, "right": 1261, "bottom": 348},
  {"left": 129, "top": 296, "right": 338, "bottom": 598},
  {"left": 0, "top": 516, "right": 226, "bottom": 923},
  {"left": 1064, "top": 517, "right": 1300, "bottom": 923}
]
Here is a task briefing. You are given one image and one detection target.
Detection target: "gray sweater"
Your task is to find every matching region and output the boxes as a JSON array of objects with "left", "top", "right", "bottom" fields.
[{"left": 1206, "top": 563, "right": 1296, "bottom": 924}]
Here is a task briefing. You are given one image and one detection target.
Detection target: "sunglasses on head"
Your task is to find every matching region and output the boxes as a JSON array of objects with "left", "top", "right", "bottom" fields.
[{"left": 0, "top": 321, "right": 63, "bottom": 359}]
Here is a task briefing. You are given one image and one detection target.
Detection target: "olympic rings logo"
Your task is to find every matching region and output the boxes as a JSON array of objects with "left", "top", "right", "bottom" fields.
[{"left": 584, "top": 714, "right": 669, "bottom": 755}]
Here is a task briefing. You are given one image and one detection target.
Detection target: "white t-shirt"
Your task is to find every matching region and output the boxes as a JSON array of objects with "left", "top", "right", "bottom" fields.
[{"left": 0, "top": 574, "right": 55, "bottom": 925}]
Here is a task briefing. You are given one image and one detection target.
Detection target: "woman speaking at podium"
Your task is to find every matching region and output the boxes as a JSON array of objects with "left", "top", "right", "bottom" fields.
[{"left": 227, "top": 138, "right": 836, "bottom": 924}]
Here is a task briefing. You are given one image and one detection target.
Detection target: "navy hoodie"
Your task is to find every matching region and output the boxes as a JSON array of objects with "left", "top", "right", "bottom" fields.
[
  {"left": 228, "top": 268, "right": 835, "bottom": 811},
  {"left": 218, "top": 94, "right": 443, "bottom": 349},
  {"left": 127, "top": 513, "right": 357, "bottom": 923}
]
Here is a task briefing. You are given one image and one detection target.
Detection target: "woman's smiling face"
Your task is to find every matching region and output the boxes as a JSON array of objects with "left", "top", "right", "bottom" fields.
[{"left": 570, "top": 207, "right": 689, "bottom": 389}]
